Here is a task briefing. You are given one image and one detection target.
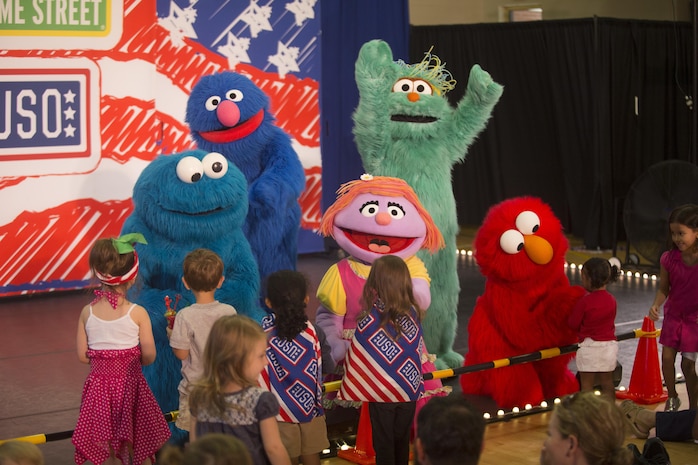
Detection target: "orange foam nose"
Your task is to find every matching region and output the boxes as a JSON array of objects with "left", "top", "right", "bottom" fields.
[{"left": 523, "top": 234, "right": 553, "bottom": 264}]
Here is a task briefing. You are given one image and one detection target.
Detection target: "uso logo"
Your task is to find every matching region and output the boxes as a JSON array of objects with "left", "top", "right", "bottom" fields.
[{"left": 0, "top": 58, "right": 100, "bottom": 176}]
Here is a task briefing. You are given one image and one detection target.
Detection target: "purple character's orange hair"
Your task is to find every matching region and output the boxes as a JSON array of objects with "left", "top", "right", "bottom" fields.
[{"left": 319, "top": 175, "right": 445, "bottom": 253}]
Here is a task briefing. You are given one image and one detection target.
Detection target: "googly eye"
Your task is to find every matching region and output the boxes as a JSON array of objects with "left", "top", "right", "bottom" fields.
[
  {"left": 392, "top": 78, "right": 414, "bottom": 93},
  {"left": 515, "top": 211, "right": 540, "bottom": 235},
  {"left": 205, "top": 96, "right": 221, "bottom": 111},
  {"left": 412, "top": 79, "right": 433, "bottom": 95},
  {"left": 176, "top": 156, "right": 204, "bottom": 183},
  {"left": 360, "top": 201, "right": 380, "bottom": 217},
  {"left": 225, "top": 89, "right": 243, "bottom": 102},
  {"left": 500, "top": 229, "right": 525, "bottom": 254},
  {"left": 387, "top": 202, "right": 405, "bottom": 219},
  {"left": 202, "top": 152, "right": 228, "bottom": 179}
]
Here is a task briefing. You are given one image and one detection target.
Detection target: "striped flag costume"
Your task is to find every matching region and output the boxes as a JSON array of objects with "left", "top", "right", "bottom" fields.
[
  {"left": 338, "top": 303, "right": 425, "bottom": 403},
  {"left": 259, "top": 313, "right": 324, "bottom": 423}
]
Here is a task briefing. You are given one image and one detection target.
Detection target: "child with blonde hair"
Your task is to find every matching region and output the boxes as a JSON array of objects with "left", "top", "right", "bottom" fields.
[
  {"left": 189, "top": 315, "right": 290, "bottom": 465},
  {"left": 0, "top": 441, "right": 44, "bottom": 465}
]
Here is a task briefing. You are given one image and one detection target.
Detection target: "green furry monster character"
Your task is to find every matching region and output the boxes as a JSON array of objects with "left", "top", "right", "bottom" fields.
[{"left": 353, "top": 39, "right": 503, "bottom": 369}]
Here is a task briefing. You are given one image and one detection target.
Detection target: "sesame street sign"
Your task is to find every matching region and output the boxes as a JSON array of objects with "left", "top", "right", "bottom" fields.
[{"left": 0, "top": 0, "right": 122, "bottom": 49}]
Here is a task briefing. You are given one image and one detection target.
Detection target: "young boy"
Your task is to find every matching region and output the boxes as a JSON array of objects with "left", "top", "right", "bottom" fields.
[{"left": 169, "top": 248, "right": 237, "bottom": 439}]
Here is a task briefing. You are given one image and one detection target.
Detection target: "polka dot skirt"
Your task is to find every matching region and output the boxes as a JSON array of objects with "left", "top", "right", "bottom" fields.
[{"left": 72, "top": 347, "right": 171, "bottom": 464}]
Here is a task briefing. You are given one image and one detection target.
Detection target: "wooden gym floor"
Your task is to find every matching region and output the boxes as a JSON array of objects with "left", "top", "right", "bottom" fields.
[{"left": 1, "top": 235, "right": 696, "bottom": 464}]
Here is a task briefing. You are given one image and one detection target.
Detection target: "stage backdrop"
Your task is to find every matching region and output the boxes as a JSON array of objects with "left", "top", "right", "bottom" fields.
[{"left": 0, "top": 0, "right": 323, "bottom": 296}]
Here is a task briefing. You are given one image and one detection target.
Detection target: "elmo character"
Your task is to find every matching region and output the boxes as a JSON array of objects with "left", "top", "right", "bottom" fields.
[{"left": 459, "top": 196, "right": 585, "bottom": 408}]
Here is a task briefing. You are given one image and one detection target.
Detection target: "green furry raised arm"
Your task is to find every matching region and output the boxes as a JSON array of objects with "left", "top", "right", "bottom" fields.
[{"left": 351, "top": 39, "right": 503, "bottom": 370}]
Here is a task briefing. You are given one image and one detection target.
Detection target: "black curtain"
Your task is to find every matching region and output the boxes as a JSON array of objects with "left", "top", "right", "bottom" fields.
[
  {"left": 411, "top": 18, "right": 693, "bottom": 249},
  {"left": 320, "top": 0, "right": 409, "bottom": 219}
]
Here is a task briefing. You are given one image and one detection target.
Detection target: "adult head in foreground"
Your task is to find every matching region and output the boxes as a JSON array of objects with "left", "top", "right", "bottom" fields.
[{"left": 541, "top": 392, "right": 632, "bottom": 465}]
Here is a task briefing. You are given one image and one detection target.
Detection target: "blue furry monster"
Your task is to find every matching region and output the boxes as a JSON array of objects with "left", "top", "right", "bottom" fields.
[
  {"left": 121, "top": 149, "right": 262, "bottom": 443},
  {"left": 353, "top": 40, "right": 503, "bottom": 370},
  {"left": 185, "top": 71, "right": 306, "bottom": 286}
]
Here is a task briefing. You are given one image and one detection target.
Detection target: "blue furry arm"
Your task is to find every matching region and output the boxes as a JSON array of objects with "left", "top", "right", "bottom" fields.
[
  {"left": 246, "top": 133, "right": 305, "bottom": 237},
  {"left": 217, "top": 234, "right": 264, "bottom": 322}
]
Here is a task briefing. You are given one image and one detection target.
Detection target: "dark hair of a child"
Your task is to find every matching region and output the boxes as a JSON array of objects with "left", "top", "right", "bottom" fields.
[
  {"left": 360, "top": 255, "right": 422, "bottom": 338},
  {"left": 89, "top": 238, "right": 135, "bottom": 280},
  {"left": 666, "top": 204, "right": 698, "bottom": 251},
  {"left": 582, "top": 257, "right": 620, "bottom": 290},
  {"left": 182, "top": 248, "right": 224, "bottom": 292},
  {"left": 266, "top": 270, "right": 309, "bottom": 341}
]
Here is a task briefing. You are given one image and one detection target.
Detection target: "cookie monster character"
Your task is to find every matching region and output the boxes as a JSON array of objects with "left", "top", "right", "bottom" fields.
[
  {"left": 459, "top": 196, "right": 585, "bottom": 409},
  {"left": 185, "top": 71, "right": 305, "bottom": 289},
  {"left": 121, "top": 149, "right": 262, "bottom": 441},
  {"left": 352, "top": 39, "right": 503, "bottom": 369}
]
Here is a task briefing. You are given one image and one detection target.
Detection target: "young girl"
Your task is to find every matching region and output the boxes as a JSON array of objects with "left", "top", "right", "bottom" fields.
[
  {"left": 73, "top": 233, "right": 171, "bottom": 465},
  {"left": 648, "top": 203, "right": 698, "bottom": 411},
  {"left": 337, "top": 255, "right": 425, "bottom": 465},
  {"left": 189, "top": 315, "right": 291, "bottom": 465},
  {"left": 567, "top": 257, "right": 621, "bottom": 403},
  {"left": 258, "top": 270, "right": 329, "bottom": 465}
]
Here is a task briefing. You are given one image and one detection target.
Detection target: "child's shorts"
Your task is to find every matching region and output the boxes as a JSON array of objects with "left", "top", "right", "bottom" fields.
[
  {"left": 278, "top": 415, "right": 330, "bottom": 458},
  {"left": 576, "top": 338, "right": 617, "bottom": 372},
  {"left": 175, "top": 391, "right": 191, "bottom": 432}
]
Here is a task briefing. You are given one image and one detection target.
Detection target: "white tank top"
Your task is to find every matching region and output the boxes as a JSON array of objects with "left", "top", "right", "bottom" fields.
[{"left": 85, "top": 304, "right": 140, "bottom": 350}]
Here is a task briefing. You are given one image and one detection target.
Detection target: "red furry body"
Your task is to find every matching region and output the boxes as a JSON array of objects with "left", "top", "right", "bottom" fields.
[{"left": 460, "top": 197, "right": 585, "bottom": 408}]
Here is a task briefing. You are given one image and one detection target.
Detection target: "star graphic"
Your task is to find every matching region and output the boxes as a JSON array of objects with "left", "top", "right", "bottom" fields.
[
  {"left": 286, "top": 0, "right": 316, "bottom": 26},
  {"left": 64, "top": 89, "right": 76, "bottom": 104},
  {"left": 64, "top": 124, "right": 76, "bottom": 137},
  {"left": 64, "top": 107, "right": 76, "bottom": 120}
]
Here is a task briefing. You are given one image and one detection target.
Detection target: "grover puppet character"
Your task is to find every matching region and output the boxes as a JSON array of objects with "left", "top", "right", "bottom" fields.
[
  {"left": 459, "top": 196, "right": 585, "bottom": 409},
  {"left": 353, "top": 39, "right": 503, "bottom": 369},
  {"left": 186, "top": 71, "right": 305, "bottom": 286},
  {"left": 121, "top": 149, "right": 262, "bottom": 441}
]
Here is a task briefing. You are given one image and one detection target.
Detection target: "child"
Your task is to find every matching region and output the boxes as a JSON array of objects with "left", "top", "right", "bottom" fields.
[
  {"left": 189, "top": 315, "right": 291, "bottom": 465},
  {"left": 567, "top": 257, "right": 621, "bottom": 403},
  {"left": 258, "top": 270, "right": 329, "bottom": 465},
  {"left": 169, "top": 248, "right": 238, "bottom": 439},
  {"left": 648, "top": 203, "right": 698, "bottom": 411},
  {"left": 337, "top": 255, "right": 426, "bottom": 465},
  {"left": 72, "top": 234, "right": 171, "bottom": 465},
  {"left": 158, "top": 433, "right": 252, "bottom": 465},
  {"left": 0, "top": 441, "right": 44, "bottom": 465}
]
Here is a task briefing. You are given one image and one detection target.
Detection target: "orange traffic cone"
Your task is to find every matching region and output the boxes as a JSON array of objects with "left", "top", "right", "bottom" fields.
[
  {"left": 616, "top": 317, "right": 668, "bottom": 404},
  {"left": 337, "top": 402, "right": 375, "bottom": 465}
]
